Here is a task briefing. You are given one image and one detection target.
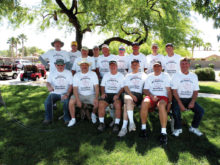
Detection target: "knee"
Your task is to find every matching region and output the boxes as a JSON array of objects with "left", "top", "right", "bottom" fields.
[
  {"left": 157, "top": 100, "right": 166, "bottom": 109},
  {"left": 141, "top": 101, "right": 150, "bottom": 111}
]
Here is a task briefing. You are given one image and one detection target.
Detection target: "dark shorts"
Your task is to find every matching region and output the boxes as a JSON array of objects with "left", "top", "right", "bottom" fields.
[
  {"left": 100, "top": 93, "right": 121, "bottom": 104},
  {"left": 124, "top": 92, "right": 143, "bottom": 106}
]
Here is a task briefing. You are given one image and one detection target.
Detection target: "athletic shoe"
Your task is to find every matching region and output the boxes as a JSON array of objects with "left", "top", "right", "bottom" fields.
[
  {"left": 118, "top": 128, "right": 127, "bottom": 137},
  {"left": 129, "top": 123, "right": 136, "bottom": 132},
  {"left": 172, "top": 129, "right": 183, "bottom": 137},
  {"left": 42, "top": 119, "right": 52, "bottom": 125},
  {"left": 97, "top": 123, "right": 106, "bottom": 132},
  {"left": 160, "top": 133, "right": 168, "bottom": 145},
  {"left": 64, "top": 120, "right": 70, "bottom": 125},
  {"left": 139, "top": 129, "right": 147, "bottom": 138},
  {"left": 67, "top": 119, "right": 76, "bottom": 127},
  {"left": 112, "top": 124, "right": 120, "bottom": 132},
  {"left": 91, "top": 113, "right": 97, "bottom": 124},
  {"left": 189, "top": 126, "right": 203, "bottom": 136}
]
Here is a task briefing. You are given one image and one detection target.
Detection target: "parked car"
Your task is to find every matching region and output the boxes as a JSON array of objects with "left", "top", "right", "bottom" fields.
[
  {"left": 20, "top": 64, "right": 47, "bottom": 81},
  {"left": 0, "top": 64, "right": 19, "bottom": 79},
  {"left": 15, "top": 60, "right": 32, "bottom": 69}
]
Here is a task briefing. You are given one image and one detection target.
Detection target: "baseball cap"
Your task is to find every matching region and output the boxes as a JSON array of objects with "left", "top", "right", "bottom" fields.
[
  {"left": 153, "top": 61, "right": 162, "bottom": 66},
  {"left": 131, "top": 42, "right": 139, "bottom": 46},
  {"left": 81, "top": 46, "right": 89, "bottom": 51},
  {"left": 109, "top": 60, "right": 117, "bottom": 65},
  {"left": 166, "top": 43, "right": 174, "bottom": 47},
  {"left": 102, "top": 44, "right": 109, "bottom": 49},
  {"left": 93, "top": 45, "right": 99, "bottom": 49},
  {"left": 51, "top": 38, "right": 64, "bottom": 47},
  {"left": 152, "top": 43, "right": 158, "bottom": 48},
  {"left": 54, "top": 59, "right": 65, "bottom": 65},
  {"left": 71, "top": 41, "right": 78, "bottom": 46},
  {"left": 77, "top": 58, "right": 91, "bottom": 66},
  {"left": 119, "top": 45, "right": 125, "bottom": 50},
  {"left": 131, "top": 59, "right": 140, "bottom": 64},
  {"left": 180, "top": 57, "right": 190, "bottom": 63}
]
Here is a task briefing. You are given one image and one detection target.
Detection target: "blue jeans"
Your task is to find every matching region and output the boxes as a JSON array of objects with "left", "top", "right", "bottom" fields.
[
  {"left": 172, "top": 98, "right": 204, "bottom": 129},
  {"left": 44, "top": 93, "right": 70, "bottom": 122}
]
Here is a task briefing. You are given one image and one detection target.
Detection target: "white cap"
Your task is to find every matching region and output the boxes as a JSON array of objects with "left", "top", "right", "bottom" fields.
[{"left": 102, "top": 44, "right": 109, "bottom": 49}]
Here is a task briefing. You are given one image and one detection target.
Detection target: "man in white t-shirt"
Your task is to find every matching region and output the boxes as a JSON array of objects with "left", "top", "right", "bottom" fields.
[
  {"left": 115, "top": 45, "right": 128, "bottom": 75},
  {"left": 164, "top": 43, "right": 181, "bottom": 78},
  {"left": 146, "top": 43, "right": 165, "bottom": 74},
  {"left": 68, "top": 59, "right": 99, "bottom": 127},
  {"left": 118, "top": 59, "right": 147, "bottom": 137},
  {"left": 140, "top": 61, "right": 172, "bottom": 145},
  {"left": 97, "top": 60, "right": 124, "bottom": 132},
  {"left": 93, "top": 45, "right": 100, "bottom": 69},
  {"left": 127, "top": 42, "right": 147, "bottom": 73},
  {"left": 96, "top": 44, "right": 115, "bottom": 79},
  {"left": 43, "top": 59, "right": 72, "bottom": 125},
  {"left": 72, "top": 46, "right": 95, "bottom": 75},
  {"left": 39, "top": 38, "right": 70, "bottom": 73},
  {"left": 68, "top": 41, "right": 81, "bottom": 70},
  {"left": 171, "top": 58, "right": 204, "bottom": 137}
]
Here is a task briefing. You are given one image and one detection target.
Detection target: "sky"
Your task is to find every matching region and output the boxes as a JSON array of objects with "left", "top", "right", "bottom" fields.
[{"left": 0, "top": 0, "right": 219, "bottom": 54}]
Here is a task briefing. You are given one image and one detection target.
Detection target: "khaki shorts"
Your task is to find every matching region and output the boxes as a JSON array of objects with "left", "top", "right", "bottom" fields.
[{"left": 71, "top": 94, "right": 95, "bottom": 105}]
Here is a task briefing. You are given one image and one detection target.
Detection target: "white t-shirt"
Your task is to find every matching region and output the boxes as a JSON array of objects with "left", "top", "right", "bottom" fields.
[
  {"left": 127, "top": 53, "right": 147, "bottom": 73},
  {"left": 146, "top": 54, "right": 165, "bottom": 74},
  {"left": 94, "top": 57, "right": 99, "bottom": 69},
  {"left": 144, "top": 72, "right": 171, "bottom": 97},
  {"left": 73, "top": 71, "right": 98, "bottom": 96},
  {"left": 41, "top": 49, "right": 70, "bottom": 73},
  {"left": 47, "top": 69, "right": 72, "bottom": 95},
  {"left": 72, "top": 56, "right": 96, "bottom": 73},
  {"left": 115, "top": 55, "right": 128, "bottom": 75},
  {"left": 97, "top": 54, "right": 115, "bottom": 77},
  {"left": 124, "top": 72, "right": 147, "bottom": 94},
  {"left": 171, "top": 72, "right": 199, "bottom": 98},
  {"left": 68, "top": 50, "right": 81, "bottom": 65},
  {"left": 101, "top": 72, "right": 125, "bottom": 94},
  {"left": 164, "top": 54, "right": 181, "bottom": 77}
]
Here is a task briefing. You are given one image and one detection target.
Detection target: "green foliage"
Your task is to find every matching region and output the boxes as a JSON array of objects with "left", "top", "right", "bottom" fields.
[
  {"left": 195, "top": 63, "right": 201, "bottom": 69},
  {"left": 199, "top": 82, "right": 220, "bottom": 94},
  {"left": 195, "top": 67, "right": 215, "bottom": 81},
  {"left": 208, "top": 63, "right": 215, "bottom": 69}
]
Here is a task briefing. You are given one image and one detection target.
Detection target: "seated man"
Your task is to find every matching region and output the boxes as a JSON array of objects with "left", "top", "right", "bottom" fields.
[
  {"left": 97, "top": 60, "right": 124, "bottom": 132},
  {"left": 140, "top": 61, "right": 172, "bottom": 145},
  {"left": 118, "top": 59, "right": 147, "bottom": 137},
  {"left": 171, "top": 58, "right": 204, "bottom": 137},
  {"left": 68, "top": 58, "right": 99, "bottom": 127},
  {"left": 43, "top": 59, "right": 72, "bottom": 124}
]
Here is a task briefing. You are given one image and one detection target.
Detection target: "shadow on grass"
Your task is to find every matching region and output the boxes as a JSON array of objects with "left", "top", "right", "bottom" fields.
[
  {"left": 0, "top": 86, "right": 219, "bottom": 164},
  {"left": 199, "top": 84, "right": 220, "bottom": 94}
]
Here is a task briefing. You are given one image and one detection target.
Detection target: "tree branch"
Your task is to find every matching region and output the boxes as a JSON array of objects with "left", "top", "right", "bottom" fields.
[
  {"left": 82, "top": 23, "right": 104, "bottom": 34},
  {"left": 101, "top": 37, "right": 133, "bottom": 46},
  {"left": 70, "top": 0, "right": 76, "bottom": 12},
  {"left": 121, "top": 26, "right": 141, "bottom": 36}
]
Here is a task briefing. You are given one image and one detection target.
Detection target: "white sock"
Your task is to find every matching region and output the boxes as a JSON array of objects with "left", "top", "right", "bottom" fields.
[
  {"left": 115, "top": 118, "right": 120, "bottom": 124},
  {"left": 122, "top": 120, "right": 128, "bottom": 129},
  {"left": 127, "top": 110, "right": 134, "bottom": 123},
  {"left": 91, "top": 113, "right": 96, "bottom": 117},
  {"left": 161, "top": 128, "right": 167, "bottom": 134},
  {"left": 99, "top": 117, "right": 104, "bottom": 123},
  {"left": 141, "top": 124, "right": 146, "bottom": 130},
  {"left": 71, "top": 118, "right": 76, "bottom": 122}
]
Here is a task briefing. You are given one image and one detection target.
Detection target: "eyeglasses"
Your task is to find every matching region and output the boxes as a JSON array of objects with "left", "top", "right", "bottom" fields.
[{"left": 119, "top": 48, "right": 125, "bottom": 51}]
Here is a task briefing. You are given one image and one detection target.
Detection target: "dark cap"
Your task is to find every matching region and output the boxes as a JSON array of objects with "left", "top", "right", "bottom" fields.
[
  {"left": 165, "top": 43, "right": 174, "bottom": 47},
  {"left": 153, "top": 61, "right": 162, "bottom": 66},
  {"left": 109, "top": 60, "right": 117, "bottom": 65},
  {"left": 51, "top": 38, "right": 64, "bottom": 47},
  {"left": 93, "top": 45, "right": 99, "bottom": 49},
  {"left": 54, "top": 59, "right": 65, "bottom": 65},
  {"left": 180, "top": 57, "right": 190, "bottom": 63},
  {"left": 131, "top": 42, "right": 139, "bottom": 46},
  {"left": 131, "top": 59, "right": 140, "bottom": 64}
]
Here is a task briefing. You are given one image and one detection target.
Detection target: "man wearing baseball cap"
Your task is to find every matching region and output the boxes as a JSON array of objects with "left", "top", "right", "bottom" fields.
[
  {"left": 68, "top": 58, "right": 99, "bottom": 127},
  {"left": 146, "top": 43, "right": 165, "bottom": 74},
  {"left": 93, "top": 46, "right": 100, "bottom": 69},
  {"left": 43, "top": 59, "right": 72, "bottom": 125},
  {"left": 39, "top": 38, "right": 70, "bottom": 73},
  {"left": 67, "top": 41, "right": 81, "bottom": 71},
  {"left": 140, "top": 61, "right": 172, "bottom": 145},
  {"left": 114, "top": 45, "right": 128, "bottom": 75}
]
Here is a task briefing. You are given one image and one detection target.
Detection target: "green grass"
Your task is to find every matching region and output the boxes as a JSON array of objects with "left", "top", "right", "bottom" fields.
[
  {"left": 0, "top": 85, "right": 220, "bottom": 165},
  {"left": 199, "top": 82, "right": 220, "bottom": 94}
]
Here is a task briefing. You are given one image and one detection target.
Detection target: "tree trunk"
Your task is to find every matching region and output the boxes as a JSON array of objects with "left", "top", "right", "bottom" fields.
[{"left": 76, "top": 29, "right": 83, "bottom": 50}]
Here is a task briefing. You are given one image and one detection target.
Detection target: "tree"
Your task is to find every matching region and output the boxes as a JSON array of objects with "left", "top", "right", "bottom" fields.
[
  {"left": 18, "top": 33, "right": 28, "bottom": 57},
  {"left": 4, "top": 0, "right": 193, "bottom": 50},
  {"left": 7, "top": 37, "right": 16, "bottom": 57},
  {"left": 203, "top": 42, "right": 212, "bottom": 51},
  {"left": 14, "top": 37, "right": 20, "bottom": 57}
]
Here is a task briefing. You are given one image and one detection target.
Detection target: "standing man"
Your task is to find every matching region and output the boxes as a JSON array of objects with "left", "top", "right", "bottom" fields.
[
  {"left": 115, "top": 45, "right": 128, "bottom": 76},
  {"left": 164, "top": 43, "right": 181, "bottom": 78},
  {"left": 72, "top": 46, "right": 95, "bottom": 75},
  {"left": 68, "top": 41, "right": 81, "bottom": 70},
  {"left": 96, "top": 44, "right": 115, "bottom": 79},
  {"left": 43, "top": 59, "right": 72, "bottom": 124},
  {"left": 39, "top": 38, "right": 70, "bottom": 73},
  {"left": 93, "top": 45, "right": 100, "bottom": 69},
  {"left": 127, "top": 42, "right": 147, "bottom": 73},
  {"left": 118, "top": 59, "right": 147, "bottom": 137},
  {"left": 68, "top": 59, "right": 99, "bottom": 127},
  {"left": 171, "top": 58, "right": 204, "bottom": 137},
  {"left": 97, "top": 60, "right": 124, "bottom": 132},
  {"left": 146, "top": 43, "right": 165, "bottom": 74},
  {"left": 140, "top": 61, "right": 172, "bottom": 145}
]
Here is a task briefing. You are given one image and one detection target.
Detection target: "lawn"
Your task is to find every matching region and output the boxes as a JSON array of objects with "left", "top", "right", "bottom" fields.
[
  {"left": 0, "top": 85, "right": 219, "bottom": 165},
  {"left": 199, "top": 82, "right": 220, "bottom": 94}
]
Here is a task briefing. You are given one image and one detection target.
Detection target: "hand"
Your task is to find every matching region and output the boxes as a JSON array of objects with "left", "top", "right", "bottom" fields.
[
  {"left": 179, "top": 103, "right": 186, "bottom": 112},
  {"left": 76, "top": 100, "right": 82, "bottom": 108},
  {"left": 61, "top": 94, "right": 68, "bottom": 100},
  {"left": 48, "top": 86, "right": 54, "bottom": 92},
  {"left": 131, "top": 94, "right": 138, "bottom": 103},
  {"left": 113, "top": 95, "right": 119, "bottom": 101},
  {"left": 188, "top": 101, "right": 195, "bottom": 109},
  {"left": 93, "top": 98, "right": 98, "bottom": 107},
  {"left": 101, "top": 94, "right": 106, "bottom": 99}
]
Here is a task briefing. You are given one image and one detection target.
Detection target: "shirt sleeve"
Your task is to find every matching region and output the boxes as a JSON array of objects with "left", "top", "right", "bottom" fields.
[
  {"left": 91, "top": 57, "right": 96, "bottom": 70},
  {"left": 101, "top": 74, "right": 106, "bottom": 87},
  {"left": 165, "top": 74, "right": 171, "bottom": 87},
  {"left": 93, "top": 72, "right": 99, "bottom": 85},
  {"left": 72, "top": 59, "right": 77, "bottom": 71},
  {"left": 47, "top": 72, "right": 52, "bottom": 83},
  {"left": 170, "top": 75, "right": 178, "bottom": 89},
  {"left": 73, "top": 74, "right": 78, "bottom": 87},
  {"left": 41, "top": 50, "right": 50, "bottom": 60},
  {"left": 144, "top": 78, "right": 150, "bottom": 89}
]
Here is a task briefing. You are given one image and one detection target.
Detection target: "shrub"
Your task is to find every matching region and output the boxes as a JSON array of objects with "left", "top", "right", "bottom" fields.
[
  {"left": 208, "top": 63, "right": 215, "bottom": 69},
  {"left": 195, "top": 67, "right": 215, "bottom": 81},
  {"left": 195, "top": 63, "right": 201, "bottom": 69}
]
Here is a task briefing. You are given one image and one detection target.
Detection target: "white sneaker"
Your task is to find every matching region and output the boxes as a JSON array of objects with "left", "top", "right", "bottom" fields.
[
  {"left": 129, "top": 123, "right": 136, "bottom": 132},
  {"left": 91, "top": 113, "right": 97, "bottom": 124},
  {"left": 118, "top": 128, "right": 127, "bottom": 137},
  {"left": 67, "top": 119, "right": 76, "bottom": 127},
  {"left": 172, "top": 129, "right": 183, "bottom": 137},
  {"left": 189, "top": 126, "right": 203, "bottom": 136}
]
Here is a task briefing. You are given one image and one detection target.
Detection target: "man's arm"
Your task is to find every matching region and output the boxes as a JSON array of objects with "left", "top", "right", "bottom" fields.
[
  {"left": 39, "top": 56, "right": 49, "bottom": 67},
  {"left": 100, "top": 86, "right": 106, "bottom": 99},
  {"left": 188, "top": 91, "right": 198, "bottom": 109},
  {"left": 73, "top": 86, "right": 82, "bottom": 108},
  {"left": 173, "top": 89, "right": 186, "bottom": 111},
  {"left": 166, "top": 87, "right": 172, "bottom": 112},
  {"left": 96, "top": 68, "right": 101, "bottom": 80},
  {"left": 46, "top": 82, "right": 54, "bottom": 92},
  {"left": 124, "top": 86, "right": 137, "bottom": 102}
]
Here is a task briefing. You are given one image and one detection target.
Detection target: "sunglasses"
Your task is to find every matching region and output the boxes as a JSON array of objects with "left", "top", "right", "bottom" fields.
[{"left": 119, "top": 48, "right": 125, "bottom": 51}]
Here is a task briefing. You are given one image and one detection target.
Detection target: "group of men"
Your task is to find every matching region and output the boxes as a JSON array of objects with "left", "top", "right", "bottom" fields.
[{"left": 39, "top": 38, "right": 205, "bottom": 145}]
